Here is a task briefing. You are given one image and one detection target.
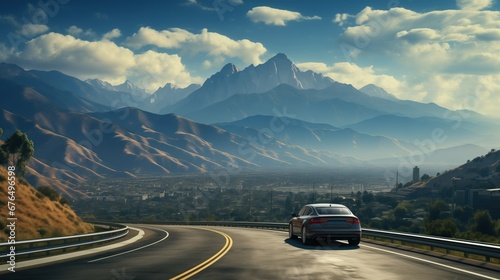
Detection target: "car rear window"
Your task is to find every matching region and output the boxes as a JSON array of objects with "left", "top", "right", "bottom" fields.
[{"left": 315, "top": 207, "right": 351, "bottom": 215}]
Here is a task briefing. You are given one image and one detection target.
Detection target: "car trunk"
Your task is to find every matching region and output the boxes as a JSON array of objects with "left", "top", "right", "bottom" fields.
[{"left": 311, "top": 216, "right": 359, "bottom": 229}]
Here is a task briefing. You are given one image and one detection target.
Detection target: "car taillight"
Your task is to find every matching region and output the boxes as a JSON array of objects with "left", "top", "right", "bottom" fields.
[
  {"left": 310, "top": 218, "right": 328, "bottom": 224},
  {"left": 346, "top": 218, "right": 360, "bottom": 224}
]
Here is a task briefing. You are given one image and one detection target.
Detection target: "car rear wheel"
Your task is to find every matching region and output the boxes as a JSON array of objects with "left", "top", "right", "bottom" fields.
[
  {"left": 348, "top": 238, "right": 360, "bottom": 246},
  {"left": 301, "top": 227, "right": 312, "bottom": 245},
  {"left": 289, "top": 224, "right": 297, "bottom": 239}
]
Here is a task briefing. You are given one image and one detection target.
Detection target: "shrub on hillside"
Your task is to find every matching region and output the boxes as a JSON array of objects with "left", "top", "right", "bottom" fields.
[{"left": 37, "top": 186, "right": 60, "bottom": 201}]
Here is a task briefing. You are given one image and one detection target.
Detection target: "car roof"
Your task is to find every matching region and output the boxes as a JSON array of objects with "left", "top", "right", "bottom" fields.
[{"left": 306, "top": 203, "right": 348, "bottom": 208}]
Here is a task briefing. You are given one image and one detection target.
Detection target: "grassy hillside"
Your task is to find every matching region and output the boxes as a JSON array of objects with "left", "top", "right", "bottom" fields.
[
  {"left": 411, "top": 149, "right": 500, "bottom": 190},
  {"left": 0, "top": 166, "right": 94, "bottom": 241}
]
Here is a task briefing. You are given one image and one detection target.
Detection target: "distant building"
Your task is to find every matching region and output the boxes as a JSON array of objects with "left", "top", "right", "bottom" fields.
[
  {"left": 456, "top": 188, "right": 500, "bottom": 219},
  {"left": 413, "top": 166, "right": 420, "bottom": 183}
]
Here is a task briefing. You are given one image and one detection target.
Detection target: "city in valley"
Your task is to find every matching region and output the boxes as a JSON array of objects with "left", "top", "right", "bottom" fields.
[{"left": 71, "top": 168, "right": 389, "bottom": 219}]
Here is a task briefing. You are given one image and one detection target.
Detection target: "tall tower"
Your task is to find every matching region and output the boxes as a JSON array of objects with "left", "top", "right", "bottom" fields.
[{"left": 413, "top": 166, "right": 420, "bottom": 183}]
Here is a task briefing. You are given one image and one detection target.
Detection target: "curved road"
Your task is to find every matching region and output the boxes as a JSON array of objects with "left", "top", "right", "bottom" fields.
[{"left": 2, "top": 225, "right": 499, "bottom": 279}]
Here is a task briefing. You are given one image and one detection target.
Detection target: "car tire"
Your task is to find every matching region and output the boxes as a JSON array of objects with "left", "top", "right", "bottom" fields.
[
  {"left": 301, "top": 226, "right": 312, "bottom": 245},
  {"left": 348, "top": 238, "right": 360, "bottom": 246},
  {"left": 289, "top": 224, "right": 297, "bottom": 239}
]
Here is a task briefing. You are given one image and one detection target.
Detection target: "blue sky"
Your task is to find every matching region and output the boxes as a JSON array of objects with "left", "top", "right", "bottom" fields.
[{"left": 1, "top": 0, "right": 499, "bottom": 117}]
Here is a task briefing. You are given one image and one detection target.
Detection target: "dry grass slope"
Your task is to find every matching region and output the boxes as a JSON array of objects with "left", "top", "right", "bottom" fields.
[{"left": 0, "top": 166, "right": 94, "bottom": 241}]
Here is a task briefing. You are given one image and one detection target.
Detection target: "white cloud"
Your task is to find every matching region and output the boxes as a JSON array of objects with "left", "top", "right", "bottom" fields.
[
  {"left": 335, "top": 6, "right": 500, "bottom": 117},
  {"left": 0, "top": 14, "right": 49, "bottom": 38},
  {"left": 457, "top": 0, "right": 493, "bottom": 10},
  {"left": 297, "top": 60, "right": 500, "bottom": 117},
  {"left": 296, "top": 62, "right": 331, "bottom": 73},
  {"left": 5, "top": 32, "right": 200, "bottom": 92},
  {"left": 66, "top": 25, "right": 96, "bottom": 38},
  {"left": 0, "top": 15, "right": 21, "bottom": 28},
  {"left": 297, "top": 61, "right": 412, "bottom": 100},
  {"left": 125, "top": 27, "right": 267, "bottom": 65},
  {"left": 102, "top": 28, "right": 122, "bottom": 41},
  {"left": 20, "top": 24, "right": 49, "bottom": 37},
  {"left": 67, "top": 25, "right": 83, "bottom": 36},
  {"left": 395, "top": 28, "right": 440, "bottom": 43},
  {"left": 133, "top": 50, "right": 202, "bottom": 89},
  {"left": 125, "top": 27, "right": 191, "bottom": 49},
  {"left": 0, "top": 43, "right": 11, "bottom": 61},
  {"left": 333, "top": 13, "right": 352, "bottom": 26},
  {"left": 247, "top": 6, "right": 321, "bottom": 26},
  {"left": 9, "top": 33, "right": 135, "bottom": 83}
]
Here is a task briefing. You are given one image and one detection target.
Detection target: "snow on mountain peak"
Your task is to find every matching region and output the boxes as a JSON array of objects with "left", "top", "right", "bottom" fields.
[
  {"left": 359, "top": 84, "right": 398, "bottom": 100},
  {"left": 85, "top": 79, "right": 117, "bottom": 91}
]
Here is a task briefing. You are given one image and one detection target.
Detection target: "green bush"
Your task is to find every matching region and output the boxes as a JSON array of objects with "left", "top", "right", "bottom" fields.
[
  {"left": 37, "top": 186, "right": 60, "bottom": 201},
  {"left": 59, "top": 197, "right": 69, "bottom": 205},
  {"left": 424, "top": 219, "right": 458, "bottom": 237},
  {"left": 38, "top": 228, "right": 48, "bottom": 236}
]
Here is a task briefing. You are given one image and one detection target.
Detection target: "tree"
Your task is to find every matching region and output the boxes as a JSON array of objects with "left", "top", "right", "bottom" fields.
[
  {"left": 1, "top": 130, "right": 34, "bottom": 175},
  {"left": 453, "top": 205, "right": 473, "bottom": 225},
  {"left": 38, "top": 186, "right": 61, "bottom": 201},
  {"left": 362, "top": 191, "right": 374, "bottom": 204},
  {"left": 421, "top": 174, "right": 430, "bottom": 181},
  {"left": 394, "top": 204, "right": 409, "bottom": 220},
  {"left": 470, "top": 210, "right": 495, "bottom": 236},
  {"left": 425, "top": 219, "right": 457, "bottom": 237},
  {"left": 427, "top": 200, "right": 448, "bottom": 221},
  {"left": 0, "top": 128, "right": 6, "bottom": 165}
]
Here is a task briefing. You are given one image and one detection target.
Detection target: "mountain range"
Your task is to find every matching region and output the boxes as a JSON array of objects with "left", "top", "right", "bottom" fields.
[{"left": 0, "top": 53, "right": 498, "bottom": 198}]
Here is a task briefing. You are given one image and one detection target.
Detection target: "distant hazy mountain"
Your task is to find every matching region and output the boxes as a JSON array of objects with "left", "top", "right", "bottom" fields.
[
  {"left": 0, "top": 63, "right": 104, "bottom": 114},
  {"left": 86, "top": 78, "right": 149, "bottom": 99},
  {"left": 85, "top": 78, "right": 117, "bottom": 92},
  {"left": 217, "top": 115, "right": 340, "bottom": 131},
  {"left": 183, "top": 83, "right": 385, "bottom": 126},
  {"left": 140, "top": 83, "right": 201, "bottom": 113},
  {"left": 217, "top": 115, "right": 419, "bottom": 160},
  {"left": 359, "top": 84, "right": 398, "bottom": 100},
  {"left": 371, "top": 144, "right": 489, "bottom": 167},
  {"left": 347, "top": 114, "right": 492, "bottom": 148},
  {"left": 168, "top": 53, "right": 335, "bottom": 115},
  {"left": 115, "top": 80, "right": 149, "bottom": 99},
  {"left": 406, "top": 148, "right": 500, "bottom": 191},
  {"left": 0, "top": 63, "right": 143, "bottom": 110}
]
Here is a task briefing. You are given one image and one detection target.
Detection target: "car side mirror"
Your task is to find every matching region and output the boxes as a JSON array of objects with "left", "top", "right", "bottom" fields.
[{"left": 291, "top": 213, "right": 298, "bottom": 217}]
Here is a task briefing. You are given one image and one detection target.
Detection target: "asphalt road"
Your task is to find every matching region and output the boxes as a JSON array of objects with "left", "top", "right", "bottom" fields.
[{"left": 1, "top": 225, "right": 499, "bottom": 280}]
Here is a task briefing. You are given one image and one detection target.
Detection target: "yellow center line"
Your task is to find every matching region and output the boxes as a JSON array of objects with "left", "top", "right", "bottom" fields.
[{"left": 170, "top": 227, "right": 233, "bottom": 280}]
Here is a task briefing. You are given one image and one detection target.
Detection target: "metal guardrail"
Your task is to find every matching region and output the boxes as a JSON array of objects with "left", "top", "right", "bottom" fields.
[
  {"left": 0, "top": 222, "right": 129, "bottom": 260},
  {"left": 163, "top": 221, "right": 500, "bottom": 262},
  {"left": 362, "top": 228, "right": 500, "bottom": 262}
]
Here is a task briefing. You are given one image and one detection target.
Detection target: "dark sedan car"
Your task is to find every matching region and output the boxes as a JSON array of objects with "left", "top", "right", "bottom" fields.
[{"left": 289, "top": 203, "right": 362, "bottom": 245}]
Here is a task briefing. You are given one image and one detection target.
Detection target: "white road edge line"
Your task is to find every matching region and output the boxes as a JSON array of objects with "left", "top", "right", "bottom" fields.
[
  {"left": 0, "top": 227, "right": 146, "bottom": 271},
  {"left": 88, "top": 227, "right": 169, "bottom": 263},
  {"left": 362, "top": 244, "right": 500, "bottom": 280}
]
